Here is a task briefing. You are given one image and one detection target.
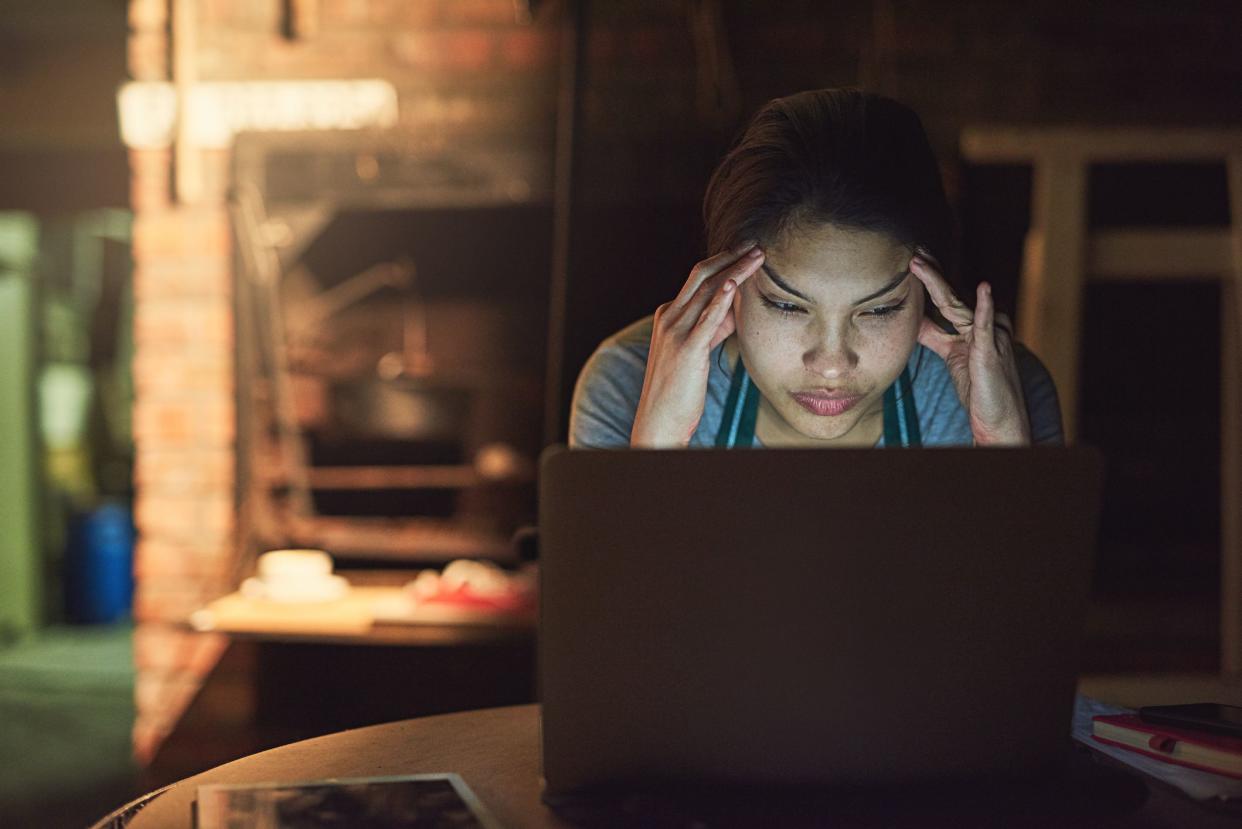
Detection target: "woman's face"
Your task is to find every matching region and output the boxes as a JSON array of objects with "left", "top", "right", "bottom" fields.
[{"left": 733, "top": 222, "right": 923, "bottom": 442}]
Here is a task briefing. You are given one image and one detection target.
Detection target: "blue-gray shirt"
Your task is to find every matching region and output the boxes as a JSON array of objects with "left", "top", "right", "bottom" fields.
[{"left": 569, "top": 315, "right": 1063, "bottom": 448}]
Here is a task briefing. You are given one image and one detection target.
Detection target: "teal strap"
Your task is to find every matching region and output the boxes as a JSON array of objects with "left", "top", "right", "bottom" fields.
[
  {"left": 898, "top": 368, "right": 922, "bottom": 447},
  {"left": 737, "top": 377, "right": 760, "bottom": 445},
  {"left": 715, "top": 357, "right": 749, "bottom": 447},
  {"left": 882, "top": 382, "right": 902, "bottom": 447}
]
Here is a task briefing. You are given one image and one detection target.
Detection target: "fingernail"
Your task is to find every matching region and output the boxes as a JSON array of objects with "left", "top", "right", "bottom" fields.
[
  {"left": 722, "top": 279, "right": 735, "bottom": 293},
  {"left": 746, "top": 246, "right": 763, "bottom": 258}
]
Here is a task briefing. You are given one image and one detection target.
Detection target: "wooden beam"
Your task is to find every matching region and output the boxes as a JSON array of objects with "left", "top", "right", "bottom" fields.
[
  {"left": 287, "top": 515, "right": 515, "bottom": 561},
  {"left": 962, "top": 127, "right": 1242, "bottom": 163},
  {"left": 1223, "top": 154, "right": 1242, "bottom": 678},
  {"left": 305, "top": 465, "right": 480, "bottom": 490},
  {"left": 1087, "top": 228, "right": 1233, "bottom": 280},
  {"left": 1019, "top": 155, "right": 1087, "bottom": 442},
  {"left": 961, "top": 126, "right": 1242, "bottom": 677}
]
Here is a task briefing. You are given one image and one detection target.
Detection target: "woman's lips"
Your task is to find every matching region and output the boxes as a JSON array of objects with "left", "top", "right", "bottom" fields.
[{"left": 790, "top": 391, "right": 863, "bottom": 416}]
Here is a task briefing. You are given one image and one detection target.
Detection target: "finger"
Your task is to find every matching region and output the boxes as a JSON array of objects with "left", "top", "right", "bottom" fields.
[
  {"left": 690, "top": 277, "right": 737, "bottom": 348},
  {"left": 913, "top": 245, "right": 944, "bottom": 271},
  {"left": 709, "top": 306, "right": 736, "bottom": 351},
  {"left": 674, "top": 240, "right": 760, "bottom": 309},
  {"left": 910, "top": 255, "right": 973, "bottom": 330},
  {"left": 974, "top": 282, "right": 995, "bottom": 352},
  {"left": 675, "top": 248, "right": 764, "bottom": 327},
  {"left": 917, "top": 316, "right": 958, "bottom": 361}
]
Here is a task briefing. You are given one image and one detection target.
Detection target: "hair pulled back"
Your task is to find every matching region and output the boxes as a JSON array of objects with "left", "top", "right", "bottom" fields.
[{"left": 703, "top": 88, "right": 955, "bottom": 277}]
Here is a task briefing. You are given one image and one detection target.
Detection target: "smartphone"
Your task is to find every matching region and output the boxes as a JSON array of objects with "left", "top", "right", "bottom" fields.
[{"left": 1138, "top": 703, "right": 1242, "bottom": 739}]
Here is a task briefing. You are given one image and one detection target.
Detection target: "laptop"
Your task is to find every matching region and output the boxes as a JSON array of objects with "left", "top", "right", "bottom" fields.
[{"left": 537, "top": 445, "right": 1104, "bottom": 799}]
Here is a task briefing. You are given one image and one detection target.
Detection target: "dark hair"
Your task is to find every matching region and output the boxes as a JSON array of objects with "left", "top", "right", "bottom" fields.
[{"left": 702, "top": 87, "right": 955, "bottom": 278}]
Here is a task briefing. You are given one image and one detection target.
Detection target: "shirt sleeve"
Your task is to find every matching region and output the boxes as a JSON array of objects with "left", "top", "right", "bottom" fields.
[
  {"left": 1014, "top": 343, "right": 1064, "bottom": 446},
  {"left": 568, "top": 339, "right": 649, "bottom": 449}
]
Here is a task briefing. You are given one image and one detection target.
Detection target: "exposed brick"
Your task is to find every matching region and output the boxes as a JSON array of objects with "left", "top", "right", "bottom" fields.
[
  {"left": 133, "top": 260, "right": 232, "bottom": 301},
  {"left": 132, "top": 298, "right": 232, "bottom": 349},
  {"left": 133, "top": 579, "right": 230, "bottom": 624},
  {"left": 132, "top": 717, "right": 169, "bottom": 764},
  {"left": 134, "top": 490, "right": 235, "bottom": 541},
  {"left": 132, "top": 208, "right": 232, "bottom": 261},
  {"left": 390, "top": 29, "right": 497, "bottom": 73},
  {"left": 135, "top": 672, "right": 207, "bottom": 744},
  {"left": 132, "top": 365, "right": 233, "bottom": 405},
  {"left": 128, "top": 30, "right": 169, "bottom": 81},
  {"left": 197, "top": 148, "right": 234, "bottom": 207},
  {"left": 132, "top": 346, "right": 231, "bottom": 392},
  {"left": 132, "top": 626, "right": 229, "bottom": 760},
  {"left": 134, "top": 539, "right": 234, "bottom": 583},
  {"left": 499, "top": 28, "right": 557, "bottom": 72},
  {"left": 199, "top": 0, "right": 278, "bottom": 29},
  {"left": 441, "top": 0, "right": 518, "bottom": 26},
  {"left": 132, "top": 395, "right": 235, "bottom": 448},
  {"left": 370, "top": 0, "right": 440, "bottom": 27},
  {"left": 135, "top": 672, "right": 202, "bottom": 713},
  {"left": 134, "top": 625, "right": 227, "bottom": 676},
  {"left": 129, "top": 149, "right": 172, "bottom": 212},
  {"left": 133, "top": 446, "right": 234, "bottom": 496},
  {"left": 319, "top": 0, "right": 374, "bottom": 27},
  {"left": 129, "top": 0, "right": 169, "bottom": 31}
]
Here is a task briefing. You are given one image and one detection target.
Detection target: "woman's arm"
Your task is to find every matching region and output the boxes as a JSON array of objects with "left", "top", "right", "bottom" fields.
[
  {"left": 910, "top": 253, "right": 1031, "bottom": 446},
  {"left": 568, "top": 328, "right": 650, "bottom": 448}
]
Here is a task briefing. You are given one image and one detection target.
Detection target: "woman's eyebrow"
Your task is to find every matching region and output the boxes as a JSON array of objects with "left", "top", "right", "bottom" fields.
[
  {"left": 761, "top": 264, "right": 910, "bottom": 306},
  {"left": 760, "top": 264, "right": 814, "bottom": 302},
  {"left": 853, "top": 271, "right": 910, "bottom": 306}
]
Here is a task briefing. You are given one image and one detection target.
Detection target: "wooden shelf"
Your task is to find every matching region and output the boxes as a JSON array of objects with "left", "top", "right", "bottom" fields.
[{"left": 287, "top": 515, "right": 515, "bottom": 562}]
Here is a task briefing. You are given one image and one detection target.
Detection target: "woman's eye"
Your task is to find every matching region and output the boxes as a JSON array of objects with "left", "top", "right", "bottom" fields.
[
  {"left": 758, "top": 293, "right": 804, "bottom": 316},
  {"left": 863, "top": 300, "right": 907, "bottom": 320}
]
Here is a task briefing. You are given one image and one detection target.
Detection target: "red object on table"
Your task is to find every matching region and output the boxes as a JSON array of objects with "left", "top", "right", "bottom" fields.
[{"left": 1092, "top": 714, "right": 1242, "bottom": 780}]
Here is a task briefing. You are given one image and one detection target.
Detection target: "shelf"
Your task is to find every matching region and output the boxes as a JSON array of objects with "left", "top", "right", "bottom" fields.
[{"left": 286, "top": 515, "right": 515, "bottom": 562}]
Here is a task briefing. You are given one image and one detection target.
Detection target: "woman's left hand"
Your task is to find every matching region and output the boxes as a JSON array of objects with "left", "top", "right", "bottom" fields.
[{"left": 909, "top": 252, "right": 1031, "bottom": 446}]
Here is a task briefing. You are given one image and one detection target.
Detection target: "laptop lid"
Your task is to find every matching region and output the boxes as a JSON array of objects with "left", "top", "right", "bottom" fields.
[{"left": 538, "top": 446, "right": 1104, "bottom": 796}]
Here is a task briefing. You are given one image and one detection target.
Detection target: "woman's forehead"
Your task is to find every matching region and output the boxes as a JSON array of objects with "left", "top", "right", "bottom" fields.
[{"left": 762, "top": 224, "right": 910, "bottom": 298}]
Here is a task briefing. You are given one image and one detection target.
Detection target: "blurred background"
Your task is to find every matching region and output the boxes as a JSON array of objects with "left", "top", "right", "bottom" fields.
[{"left": 0, "top": 0, "right": 1239, "bottom": 825}]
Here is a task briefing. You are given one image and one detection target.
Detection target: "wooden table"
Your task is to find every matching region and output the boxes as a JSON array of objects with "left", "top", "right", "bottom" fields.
[
  {"left": 118, "top": 704, "right": 1242, "bottom": 828},
  {"left": 142, "top": 627, "right": 535, "bottom": 789}
]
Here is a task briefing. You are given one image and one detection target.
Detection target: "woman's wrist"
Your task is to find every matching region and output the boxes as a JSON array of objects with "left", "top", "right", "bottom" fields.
[
  {"left": 971, "top": 418, "right": 1031, "bottom": 447},
  {"left": 629, "top": 423, "right": 690, "bottom": 448}
]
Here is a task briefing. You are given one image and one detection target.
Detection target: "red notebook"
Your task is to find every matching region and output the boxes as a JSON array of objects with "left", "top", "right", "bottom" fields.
[{"left": 1092, "top": 714, "right": 1242, "bottom": 779}]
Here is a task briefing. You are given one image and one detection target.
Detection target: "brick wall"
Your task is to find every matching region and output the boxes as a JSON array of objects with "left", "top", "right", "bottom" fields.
[
  {"left": 126, "top": 0, "right": 214, "bottom": 763},
  {"left": 127, "top": 0, "right": 235, "bottom": 758},
  {"left": 125, "top": 0, "right": 561, "bottom": 765}
]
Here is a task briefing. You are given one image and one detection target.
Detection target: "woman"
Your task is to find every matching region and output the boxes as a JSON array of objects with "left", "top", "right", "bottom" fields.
[{"left": 570, "top": 88, "right": 1062, "bottom": 449}]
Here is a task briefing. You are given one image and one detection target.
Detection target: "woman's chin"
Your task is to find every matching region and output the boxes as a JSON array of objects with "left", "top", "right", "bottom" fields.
[{"left": 780, "top": 409, "right": 866, "bottom": 443}]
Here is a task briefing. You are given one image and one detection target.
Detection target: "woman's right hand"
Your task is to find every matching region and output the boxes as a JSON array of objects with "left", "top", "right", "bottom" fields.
[{"left": 630, "top": 241, "right": 766, "bottom": 447}]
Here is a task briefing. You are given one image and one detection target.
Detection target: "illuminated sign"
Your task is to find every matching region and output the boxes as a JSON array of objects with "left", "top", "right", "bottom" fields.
[{"left": 118, "top": 79, "right": 400, "bottom": 149}]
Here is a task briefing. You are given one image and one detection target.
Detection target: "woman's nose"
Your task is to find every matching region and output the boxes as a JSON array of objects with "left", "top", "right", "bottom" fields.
[{"left": 802, "top": 333, "right": 859, "bottom": 379}]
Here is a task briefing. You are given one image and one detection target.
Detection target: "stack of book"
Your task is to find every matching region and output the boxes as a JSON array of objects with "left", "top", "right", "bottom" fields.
[{"left": 1093, "top": 713, "right": 1242, "bottom": 779}]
